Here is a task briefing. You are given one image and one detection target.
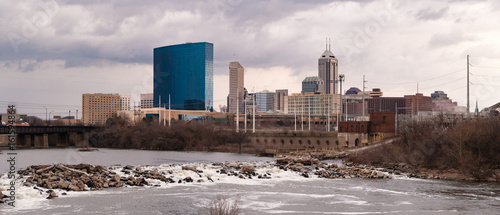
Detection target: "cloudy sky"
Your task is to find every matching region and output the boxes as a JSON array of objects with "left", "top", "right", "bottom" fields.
[{"left": 2, "top": 0, "right": 500, "bottom": 118}]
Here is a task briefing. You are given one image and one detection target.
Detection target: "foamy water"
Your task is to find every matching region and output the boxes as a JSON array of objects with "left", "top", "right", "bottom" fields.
[{"left": 1, "top": 149, "right": 499, "bottom": 214}]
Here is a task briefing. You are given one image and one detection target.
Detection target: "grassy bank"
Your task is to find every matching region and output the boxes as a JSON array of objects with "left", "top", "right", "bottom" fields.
[
  {"left": 346, "top": 115, "right": 500, "bottom": 181},
  {"left": 88, "top": 116, "right": 264, "bottom": 154}
]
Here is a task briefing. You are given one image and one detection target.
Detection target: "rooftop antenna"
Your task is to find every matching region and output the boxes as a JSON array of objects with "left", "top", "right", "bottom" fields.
[
  {"left": 329, "top": 38, "right": 331, "bottom": 51},
  {"left": 325, "top": 37, "right": 328, "bottom": 50}
]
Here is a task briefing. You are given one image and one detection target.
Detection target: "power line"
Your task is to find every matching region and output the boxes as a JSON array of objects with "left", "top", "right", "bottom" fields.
[
  {"left": 419, "top": 77, "right": 466, "bottom": 90},
  {"left": 471, "top": 65, "right": 500, "bottom": 70},
  {"left": 370, "top": 68, "right": 465, "bottom": 85}
]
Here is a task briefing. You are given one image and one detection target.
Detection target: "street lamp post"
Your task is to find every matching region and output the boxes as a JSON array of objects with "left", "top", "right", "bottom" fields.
[
  {"left": 339, "top": 74, "right": 345, "bottom": 122},
  {"left": 43, "top": 106, "right": 47, "bottom": 125},
  {"left": 49, "top": 110, "right": 54, "bottom": 126}
]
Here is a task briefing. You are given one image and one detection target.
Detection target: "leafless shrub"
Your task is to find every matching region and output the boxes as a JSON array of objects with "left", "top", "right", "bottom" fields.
[
  {"left": 200, "top": 195, "right": 241, "bottom": 215},
  {"left": 91, "top": 118, "right": 252, "bottom": 153},
  {"left": 347, "top": 116, "right": 500, "bottom": 180}
]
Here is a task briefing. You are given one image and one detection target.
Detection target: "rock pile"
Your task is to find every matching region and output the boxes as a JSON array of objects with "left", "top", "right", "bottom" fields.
[
  {"left": 11, "top": 159, "right": 395, "bottom": 202},
  {"left": 275, "top": 158, "right": 390, "bottom": 179},
  {"left": 19, "top": 164, "right": 126, "bottom": 192}
]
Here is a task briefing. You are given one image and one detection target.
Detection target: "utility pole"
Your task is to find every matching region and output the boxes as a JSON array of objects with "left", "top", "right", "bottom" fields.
[
  {"left": 76, "top": 110, "right": 78, "bottom": 121},
  {"left": 236, "top": 88, "right": 239, "bottom": 132},
  {"left": 301, "top": 97, "right": 304, "bottom": 131},
  {"left": 294, "top": 101, "right": 297, "bottom": 132},
  {"left": 339, "top": 74, "right": 345, "bottom": 122},
  {"left": 49, "top": 110, "right": 54, "bottom": 126},
  {"left": 362, "top": 75, "right": 366, "bottom": 120},
  {"left": 336, "top": 103, "right": 339, "bottom": 131},
  {"left": 327, "top": 102, "right": 330, "bottom": 131},
  {"left": 68, "top": 110, "right": 71, "bottom": 125},
  {"left": 308, "top": 97, "right": 311, "bottom": 131},
  {"left": 44, "top": 106, "right": 47, "bottom": 125},
  {"left": 467, "top": 55, "right": 470, "bottom": 116},
  {"left": 252, "top": 91, "right": 256, "bottom": 133}
]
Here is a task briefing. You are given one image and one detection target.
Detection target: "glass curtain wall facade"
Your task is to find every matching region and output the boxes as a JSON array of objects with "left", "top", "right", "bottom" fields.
[
  {"left": 256, "top": 90, "right": 275, "bottom": 112},
  {"left": 301, "top": 76, "right": 325, "bottom": 94},
  {"left": 154, "top": 42, "right": 214, "bottom": 111}
]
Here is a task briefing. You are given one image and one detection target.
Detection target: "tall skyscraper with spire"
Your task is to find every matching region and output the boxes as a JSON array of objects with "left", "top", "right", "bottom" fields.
[
  {"left": 228, "top": 61, "right": 245, "bottom": 113},
  {"left": 318, "top": 39, "right": 339, "bottom": 94}
]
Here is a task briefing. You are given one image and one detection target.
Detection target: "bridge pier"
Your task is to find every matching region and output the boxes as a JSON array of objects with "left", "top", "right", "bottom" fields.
[
  {"left": 56, "top": 133, "right": 69, "bottom": 147},
  {"left": 75, "top": 133, "right": 89, "bottom": 148},
  {"left": 34, "top": 134, "right": 49, "bottom": 148},
  {"left": 17, "top": 134, "right": 32, "bottom": 148}
]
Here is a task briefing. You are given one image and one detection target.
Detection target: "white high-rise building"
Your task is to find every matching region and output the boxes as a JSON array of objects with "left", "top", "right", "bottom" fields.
[
  {"left": 120, "top": 95, "right": 131, "bottom": 111},
  {"left": 228, "top": 61, "right": 245, "bottom": 113},
  {"left": 318, "top": 40, "right": 339, "bottom": 94}
]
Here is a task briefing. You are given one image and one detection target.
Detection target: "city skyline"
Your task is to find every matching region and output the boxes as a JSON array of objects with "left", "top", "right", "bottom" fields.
[{"left": 2, "top": 1, "right": 500, "bottom": 118}]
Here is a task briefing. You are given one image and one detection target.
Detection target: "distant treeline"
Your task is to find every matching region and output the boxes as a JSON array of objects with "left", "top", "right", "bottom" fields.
[
  {"left": 347, "top": 115, "right": 500, "bottom": 179},
  {"left": 89, "top": 116, "right": 257, "bottom": 153}
]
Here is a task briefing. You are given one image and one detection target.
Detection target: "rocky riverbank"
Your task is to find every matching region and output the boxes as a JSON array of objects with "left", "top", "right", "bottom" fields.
[
  {"left": 357, "top": 162, "right": 500, "bottom": 182},
  {"left": 277, "top": 149, "right": 500, "bottom": 182}
]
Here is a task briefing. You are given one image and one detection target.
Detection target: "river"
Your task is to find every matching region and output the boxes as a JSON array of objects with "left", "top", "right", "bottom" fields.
[{"left": 1, "top": 149, "right": 499, "bottom": 214}]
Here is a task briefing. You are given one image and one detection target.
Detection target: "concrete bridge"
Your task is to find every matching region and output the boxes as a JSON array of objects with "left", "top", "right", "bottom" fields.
[{"left": 0, "top": 126, "right": 98, "bottom": 148}]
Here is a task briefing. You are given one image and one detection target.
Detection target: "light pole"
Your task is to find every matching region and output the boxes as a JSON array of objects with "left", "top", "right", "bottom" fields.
[
  {"left": 43, "top": 106, "right": 47, "bottom": 125},
  {"left": 339, "top": 74, "right": 345, "bottom": 122},
  {"left": 49, "top": 110, "right": 54, "bottom": 126}
]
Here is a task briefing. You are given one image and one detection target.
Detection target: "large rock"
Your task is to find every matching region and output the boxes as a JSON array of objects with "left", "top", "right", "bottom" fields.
[
  {"left": 58, "top": 181, "right": 70, "bottom": 189},
  {"left": 47, "top": 190, "right": 58, "bottom": 199},
  {"left": 182, "top": 166, "right": 201, "bottom": 173},
  {"left": 289, "top": 165, "right": 308, "bottom": 173},
  {"left": 240, "top": 165, "right": 255, "bottom": 175},
  {"left": 68, "top": 185, "right": 80, "bottom": 191},
  {"left": 152, "top": 169, "right": 160, "bottom": 176}
]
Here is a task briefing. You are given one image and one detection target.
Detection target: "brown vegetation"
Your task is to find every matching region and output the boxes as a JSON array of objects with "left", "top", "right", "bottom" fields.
[
  {"left": 347, "top": 116, "right": 500, "bottom": 180},
  {"left": 89, "top": 116, "right": 260, "bottom": 153},
  {"left": 200, "top": 195, "right": 241, "bottom": 215}
]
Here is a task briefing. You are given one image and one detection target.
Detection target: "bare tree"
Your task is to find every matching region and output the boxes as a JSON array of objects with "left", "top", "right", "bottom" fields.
[{"left": 200, "top": 195, "right": 241, "bottom": 215}]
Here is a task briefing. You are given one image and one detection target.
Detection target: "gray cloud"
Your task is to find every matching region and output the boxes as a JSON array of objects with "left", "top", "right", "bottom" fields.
[
  {"left": 416, "top": 6, "right": 449, "bottom": 20},
  {"left": 429, "top": 30, "right": 477, "bottom": 48}
]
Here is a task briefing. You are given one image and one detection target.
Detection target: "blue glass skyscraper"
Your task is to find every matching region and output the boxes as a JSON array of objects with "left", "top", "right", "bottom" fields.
[{"left": 154, "top": 42, "right": 213, "bottom": 111}]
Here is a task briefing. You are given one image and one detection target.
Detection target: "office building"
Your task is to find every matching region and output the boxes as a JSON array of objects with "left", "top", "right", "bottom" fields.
[
  {"left": 404, "top": 93, "right": 433, "bottom": 115},
  {"left": 274, "top": 89, "right": 288, "bottom": 112},
  {"left": 140, "top": 93, "right": 154, "bottom": 109},
  {"left": 82, "top": 93, "right": 120, "bottom": 125},
  {"left": 366, "top": 97, "right": 406, "bottom": 114},
  {"left": 228, "top": 61, "right": 245, "bottom": 113},
  {"left": 431, "top": 90, "right": 448, "bottom": 100},
  {"left": 120, "top": 95, "right": 131, "bottom": 111},
  {"left": 154, "top": 42, "right": 213, "bottom": 111},
  {"left": 318, "top": 42, "right": 339, "bottom": 94},
  {"left": 256, "top": 90, "right": 275, "bottom": 112},
  {"left": 302, "top": 76, "right": 325, "bottom": 94},
  {"left": 286, "top": 93, "right": 340, "bottom": 115}
]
